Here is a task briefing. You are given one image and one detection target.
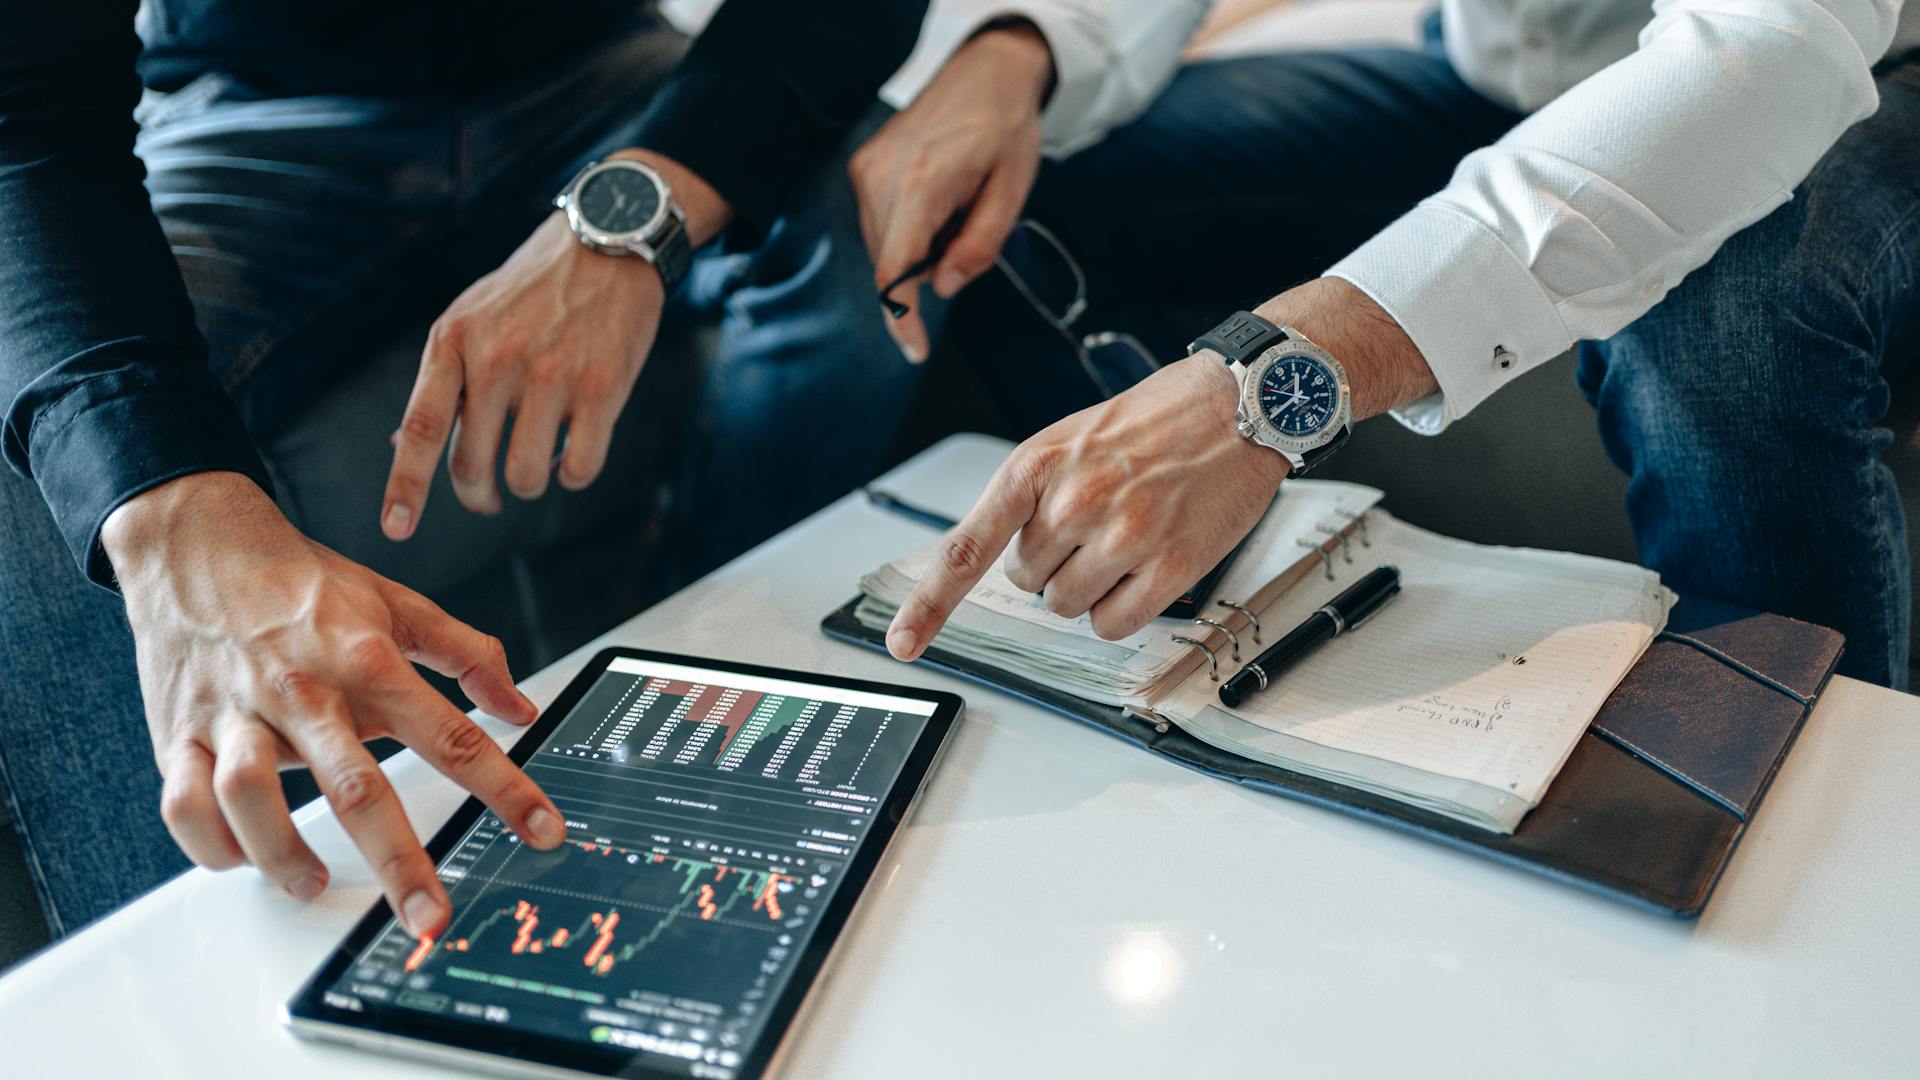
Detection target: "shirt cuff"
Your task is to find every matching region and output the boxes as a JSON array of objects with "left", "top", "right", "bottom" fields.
[
  {"left": 1327, "top": 203, "right": 1574, "bottom": 435},
  {"left": 21, "top": 366, "right": 273, "bottom": 589},
  {"left": 875, "top": 7, "right": 1109, "bottom": 158},
  {"left": 1014, "top": 6, "right": 1112, "bottom": 156}
]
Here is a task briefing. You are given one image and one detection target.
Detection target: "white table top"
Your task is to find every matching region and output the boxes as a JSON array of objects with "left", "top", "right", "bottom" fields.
[{"left": 4, "top": 434, "right": 1916, "bottom": 1079}]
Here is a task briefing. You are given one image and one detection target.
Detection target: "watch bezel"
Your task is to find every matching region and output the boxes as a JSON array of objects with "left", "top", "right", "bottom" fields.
[
  {"left": 561, "top": 159, "right": 674, "bottom": 252},
  {"left": 1237, "top": 338, "right": 1353, "bottom": 456}
]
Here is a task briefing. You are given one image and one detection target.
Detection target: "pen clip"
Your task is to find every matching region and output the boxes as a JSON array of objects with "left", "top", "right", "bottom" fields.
[{"left": 1344, "top": 584, "right": 1402, "bottom": 634}]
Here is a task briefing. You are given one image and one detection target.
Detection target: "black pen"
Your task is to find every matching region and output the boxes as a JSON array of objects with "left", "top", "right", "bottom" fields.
[
  {"left": 864, "top": 487, "right": 959, "bottom": 531},
  {"left": 1217, "top": 565, "right": 1402, "bottom": 708}
]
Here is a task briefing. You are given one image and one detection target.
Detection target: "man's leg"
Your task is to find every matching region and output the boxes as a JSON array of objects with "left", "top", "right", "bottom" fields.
[
  {"left": 955, "top": 42, "right": 1525, "bottom": 433},
  {"left": 0, "top": 474, "right": 190, "bottom": 935},
  {"left": 671, "top": 105, "right": 938, "bottom": 579},
  {"left": 1578, "top": 59, "right": 1920, "bottom": 690}
]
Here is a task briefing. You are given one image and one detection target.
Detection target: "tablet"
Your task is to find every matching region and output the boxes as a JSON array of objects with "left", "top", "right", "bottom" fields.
[{"left": 286, "top": 647, "right": 962, "bottom": 1080}]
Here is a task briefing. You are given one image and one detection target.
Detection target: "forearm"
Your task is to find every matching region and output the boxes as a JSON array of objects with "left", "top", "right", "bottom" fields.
[
  {"left": 1, "top": 0, "right": 273, "bottom": 585},
  {"left": 1251, "top": 278, "right": 1435, "bottom": 422}
]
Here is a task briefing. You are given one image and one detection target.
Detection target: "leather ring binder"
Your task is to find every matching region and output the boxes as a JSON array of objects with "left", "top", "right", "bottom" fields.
[
  {"left": 1317, "top": 522, "right": 1354, "bottom": 564},
  {"left": 1335, "top": 509, "right": 1371, "bottom": 547},
  {"left": 1217, "top": 600, "right": 1262, "bottom": 643},
  {"left": 1192, "top": 618, "right": 1241, "bottom": 661},
  {"left": 1297, "top": 537, "right": 1336, "bottom": 580},
  {"left": 1170, "top": 635, "right": 1220, "bottom": 681}
]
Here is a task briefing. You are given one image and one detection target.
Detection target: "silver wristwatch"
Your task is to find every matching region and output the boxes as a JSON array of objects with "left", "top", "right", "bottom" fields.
[
  {"left": 553, "top": 158, "right": 693, "bottom": 294},
  {"left": 1188, "top": 310, "right": 1352, "bottom": 475}
]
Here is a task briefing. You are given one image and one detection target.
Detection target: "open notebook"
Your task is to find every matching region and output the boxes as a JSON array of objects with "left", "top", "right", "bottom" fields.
[{"left": 850, "top": 482, "right": 1674, "bottom": 834}]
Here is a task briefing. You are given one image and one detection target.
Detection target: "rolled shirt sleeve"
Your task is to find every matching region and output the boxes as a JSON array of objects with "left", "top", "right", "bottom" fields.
[{"left": 1328, "top": 0, "right": 1902, "bottom": 434}]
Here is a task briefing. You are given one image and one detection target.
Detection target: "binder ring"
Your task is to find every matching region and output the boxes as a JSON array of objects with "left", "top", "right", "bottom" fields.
[
  {"left": 1336, "top": 509, "right": 1371, "bottom": 547},
  {"left": 1296, "top": 537, "right": 1336, "bottom": 580},
  {"left": 1170, "top": 635, "right": 1220, "bottom": 682},
  {"left": 1216, "top": 600, "right": 1262, "bottom": 643},
  {"left": 1316, "top": 522, "right": 1354, "bottom": 564},
  {"left": 1191, "top": 618, "right": 1240, "bottom": 661}
]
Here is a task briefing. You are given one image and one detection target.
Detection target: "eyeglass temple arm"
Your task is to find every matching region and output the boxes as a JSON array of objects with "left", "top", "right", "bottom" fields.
[{"left": 877, "top": 213, "right": 970, "bottom": 319}]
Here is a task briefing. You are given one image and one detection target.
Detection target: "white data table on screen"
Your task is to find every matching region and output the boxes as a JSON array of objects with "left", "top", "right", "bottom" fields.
[{"left": 2, "top": 433, "right": 1917, "bottom": 1079}]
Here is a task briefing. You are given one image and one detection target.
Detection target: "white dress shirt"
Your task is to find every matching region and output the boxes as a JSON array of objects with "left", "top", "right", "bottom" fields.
[
  {"left": 1327, "top": 0, "right": 1920, "bottom": 433},
  {"left": 878, "top": 1, "right": 1213, "bottom": 156},
  {"left": 662, "top": 0, "right": 1211, "bottom": 159}
]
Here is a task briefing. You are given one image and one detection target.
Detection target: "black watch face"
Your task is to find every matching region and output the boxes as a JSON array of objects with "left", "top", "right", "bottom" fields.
[
  {"left": 576, "top": 166, "right": 662, "bottom": 235},
  {"left": 1257, "top": 354, "right": 1340, "bottom": 437}
]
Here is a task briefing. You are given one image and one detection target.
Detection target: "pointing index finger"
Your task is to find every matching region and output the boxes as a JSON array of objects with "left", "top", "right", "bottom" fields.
[
  {"left": 383, "top": 332, "right": 465, "bottom": 540},
  {"left": 886, "top": 453, "right": 1043, "bottom": 661}
]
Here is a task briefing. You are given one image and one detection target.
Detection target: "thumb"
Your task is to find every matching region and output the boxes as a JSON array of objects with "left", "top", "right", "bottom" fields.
[{"left": 383, "top": 583, "right": 538, "bottom": 724}]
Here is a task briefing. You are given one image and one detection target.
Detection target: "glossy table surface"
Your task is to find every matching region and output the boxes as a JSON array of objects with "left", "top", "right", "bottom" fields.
[{"left": 4, "top": 434, "right": 1917, "bottom": 1078}]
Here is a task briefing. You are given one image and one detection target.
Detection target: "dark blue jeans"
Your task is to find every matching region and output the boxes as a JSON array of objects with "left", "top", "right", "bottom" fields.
[
  {"left": 940, "top": 44, "right": 1920, "bottom": 690},
  {"left": 0, "top": 18, "right": 896, "bottom": 935}
]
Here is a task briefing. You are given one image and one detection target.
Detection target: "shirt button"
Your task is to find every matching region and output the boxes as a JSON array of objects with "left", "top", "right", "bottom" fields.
[{"left": 1493, "top": 345, "right": 1514, "bottom": 371}]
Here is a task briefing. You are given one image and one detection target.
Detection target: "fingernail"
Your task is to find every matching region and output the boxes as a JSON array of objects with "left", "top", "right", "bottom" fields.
[
  {"left": 402, "top": 890, "right": 444, "bottom": 938},
  {"left": 383, "top": 503, "right": 412, "bottom": 539},
  {"left": 525, "top": 807, "right": 566, "bottom": 848},
  {"left": 901, "top": 340, "right": 928, "bottom": 364},
  {"left": 934, "top": 268, "right": 966, "bottom": 298},
  {"left": 887, "top": 627, "right": 918, "bottom": 660},
  {"left": 287, "top": 874, "right": 326, "bottom": 901},
  {"left": 517, "top": 691, "right": 539, "bottom": 722}
]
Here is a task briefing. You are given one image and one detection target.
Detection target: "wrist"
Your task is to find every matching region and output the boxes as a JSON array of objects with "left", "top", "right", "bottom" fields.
[
  {"left": 959, "top": 18, "right": 1056, "bottom": 110},
  {"left": 1188, "top": 352, "right": 1294, "bottom": 488},
  {"left": 604, "top": 148, "right": 730, "bottom": 247},
  {"left": 101, "top": 471, "right": 280, "bottom": 580},
  {"left": 1252, "top": 278, "right": 1436, "bottom": 421}
]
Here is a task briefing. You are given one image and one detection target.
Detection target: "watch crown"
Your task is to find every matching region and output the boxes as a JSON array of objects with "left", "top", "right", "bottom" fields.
[{"left": 1237, "top": 419, "right": 1258, "bottom": 439}]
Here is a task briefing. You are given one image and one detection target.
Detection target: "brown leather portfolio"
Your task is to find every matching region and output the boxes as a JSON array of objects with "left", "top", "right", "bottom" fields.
[{"left": 822, "top": 595, "right": 1843, "bottom": 917}]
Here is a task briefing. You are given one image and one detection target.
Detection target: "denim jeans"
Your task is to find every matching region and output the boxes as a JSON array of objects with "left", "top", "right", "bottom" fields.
[
  {"left": 0, "top": 17, "right": 889, "bottom": 935},
  {"left": 941, "top": 40, "right": 1920, "bottom": 690}
]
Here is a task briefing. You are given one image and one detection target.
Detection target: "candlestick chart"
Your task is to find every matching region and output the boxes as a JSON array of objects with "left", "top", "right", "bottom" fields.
[{"left": 327, "top": 659, "right": 933, "bottom": 1076}]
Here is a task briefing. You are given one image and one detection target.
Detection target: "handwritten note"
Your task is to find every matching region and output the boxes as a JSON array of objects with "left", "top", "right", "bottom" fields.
[{"left": 1160, "top": 512, "right": 1672, "bottom": 828}]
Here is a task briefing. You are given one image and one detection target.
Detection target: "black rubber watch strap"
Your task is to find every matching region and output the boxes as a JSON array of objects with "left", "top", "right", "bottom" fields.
[
  {"left": 651, "top": 215, "right": 693, "bottom": 295},
  {"left": 1189, "top": 310, "right": 1288, "bottom": 366},
  {"left": 1290, "top": 424, "right": 1352, "bottom": 477}
]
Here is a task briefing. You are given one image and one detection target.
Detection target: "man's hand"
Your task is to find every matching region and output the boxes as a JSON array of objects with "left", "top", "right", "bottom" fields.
[
  {"left": 885, "top": 278, "right": 1436, "bottom": 657},
  {"left": 105, "top": 471, "right": 562, "bottom": 938},
  {"left": 381, "top": 152, "right": 727, "bottom": 538},
  {"left": 850, "top": 20, "right": 1054, "bottom": 362},
  {"left": 887, "top": 357, "right": 1288, "bottom": 656}
]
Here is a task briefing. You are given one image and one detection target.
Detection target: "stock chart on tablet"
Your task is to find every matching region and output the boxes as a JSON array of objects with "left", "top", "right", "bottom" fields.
[{"left": 322, "top": 657, "right": 936, "bottom": 1077}]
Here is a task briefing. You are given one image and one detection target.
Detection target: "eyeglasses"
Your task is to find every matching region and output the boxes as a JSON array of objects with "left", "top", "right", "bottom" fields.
[{"left": 877, "top": 218, "right": 1161, "bottom": 400}]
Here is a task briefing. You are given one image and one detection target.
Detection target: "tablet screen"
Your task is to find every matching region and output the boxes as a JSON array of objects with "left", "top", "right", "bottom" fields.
[{"left": 310, "top": 654, "right": 946, "bottom": 1078}]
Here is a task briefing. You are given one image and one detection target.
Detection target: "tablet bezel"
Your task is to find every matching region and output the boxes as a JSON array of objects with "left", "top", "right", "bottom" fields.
[{"left": 285, "top": 646, "right": 963, "bottom": 1079}]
